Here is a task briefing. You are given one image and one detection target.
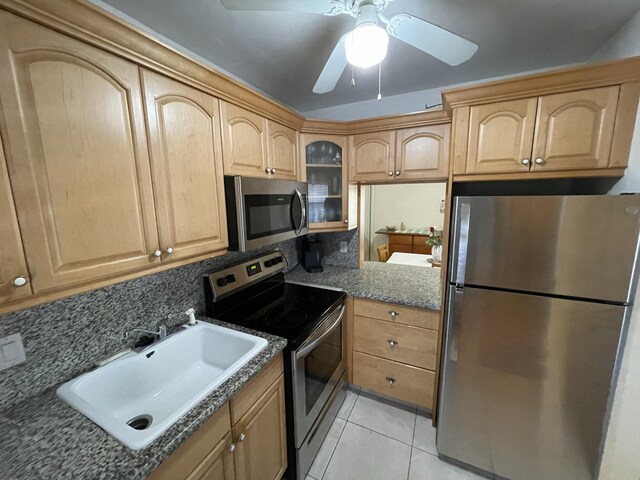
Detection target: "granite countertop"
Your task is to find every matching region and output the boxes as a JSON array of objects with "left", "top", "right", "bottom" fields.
[
  {"left": 286, "top": 261, "right": 442, "bottom": 311},
  {"left": 0, "top": 319, "right": 287, "bottom": 480}
]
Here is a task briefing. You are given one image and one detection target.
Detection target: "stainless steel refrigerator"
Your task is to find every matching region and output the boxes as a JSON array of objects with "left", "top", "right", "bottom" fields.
[{"left": 437, "top": 195, "right": 640, "bottom": 480}]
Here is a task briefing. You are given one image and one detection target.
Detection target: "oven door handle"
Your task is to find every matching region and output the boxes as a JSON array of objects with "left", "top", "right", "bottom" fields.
[
  {"left": 295, "top": 304, "right": 345, "bottom": 360},
  {"left": 293, "top": 188, "right": 306, "bottom": 236}
]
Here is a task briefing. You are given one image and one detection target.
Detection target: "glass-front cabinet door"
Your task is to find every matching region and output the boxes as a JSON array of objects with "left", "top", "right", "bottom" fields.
[{"left": 303, "top": 134, "right": 353, "bottom": 231}]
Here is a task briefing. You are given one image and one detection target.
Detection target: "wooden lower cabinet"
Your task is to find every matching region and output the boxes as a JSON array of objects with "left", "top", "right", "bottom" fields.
[
  {"left": 387, "top": 234, "right": 430, "bottom": 256},
  {"left": 351, "top": 298, "right": 439, "bottom": 410},
  {"left": 149, "top": 355, "right": 286, "bottom": 480},
  {"left": 232, "top": 377, "right": 287, "bottom": 480}
]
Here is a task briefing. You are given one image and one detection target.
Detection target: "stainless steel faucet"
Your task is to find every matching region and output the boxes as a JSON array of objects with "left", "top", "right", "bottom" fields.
[{"left": 125, "top": 324, "right": 167, "bottom": 340}]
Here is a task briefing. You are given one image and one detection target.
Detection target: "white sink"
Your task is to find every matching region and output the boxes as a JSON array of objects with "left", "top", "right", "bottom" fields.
[{"left": 57, "top": 321, "right": 267, "bottom": 450}]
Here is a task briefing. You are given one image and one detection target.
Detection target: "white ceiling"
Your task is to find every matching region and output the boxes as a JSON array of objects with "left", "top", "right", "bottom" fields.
[{"left": 98, "top": 0, "right": 640, "bottom": 113}]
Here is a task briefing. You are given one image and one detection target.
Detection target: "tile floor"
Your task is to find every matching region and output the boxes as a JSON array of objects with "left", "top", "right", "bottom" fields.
[{"left": 305, "top": 388, "right": 484, "bottom": 480}]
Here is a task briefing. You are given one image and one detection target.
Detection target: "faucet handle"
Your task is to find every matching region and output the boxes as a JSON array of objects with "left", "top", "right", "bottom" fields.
[{"left": 185, "top": 308, "right": 197, "bottom": 325}]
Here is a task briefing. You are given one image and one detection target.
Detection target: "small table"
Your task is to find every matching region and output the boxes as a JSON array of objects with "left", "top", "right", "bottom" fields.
[{"left": 387, "top": 252, "right": 433, "bottom": 268}]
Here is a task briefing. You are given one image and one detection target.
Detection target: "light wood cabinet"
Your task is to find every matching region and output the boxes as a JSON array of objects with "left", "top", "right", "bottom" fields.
[
  {"left": 302, "top": 134, "right": 356, "bottom": 232},
  {"left": 466, "top": 98, "right": 537, "bottom": 174},
  {"left": 150, "top": 354, "right": 285, "bottom": 480},
  {"left": 267, "top": 120, "right": 298, "bottom": 180},
  {"left": 350, "top": 126, "right": 450, "bottom": 182},
  {"left": 532, "top": 86, "right": 619, "bottom": 171},
  {"left": 232, "top": 376, "right": 287, "bottom": 480},
  {"left": 454, "top": 85, "right": 627, "bottom": 178},
  {"left": 0, "top": 134, "right": 32, "bottom": 303},
  {"left": 351, "top": 298, "right": 439, "bottom": 410},
  {"left": 220, "top": 101, "right": 268, "bottom": 177},
  {"left": 142, "top": 70, "right": 228, "bottom": 262},
  {"left": 0, "top": 12, "right": 160, "bottom": 293},
  {"left": 350, "top": 131, "right": 396, "bottom": 182},
  {"left": 395, "top": 125, "right": 450, "bottom": 180}
]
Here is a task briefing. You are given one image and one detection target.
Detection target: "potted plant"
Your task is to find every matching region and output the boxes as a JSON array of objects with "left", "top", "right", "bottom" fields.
[{"left": 426, "top": 226, "right": 443, "bottom": 263}]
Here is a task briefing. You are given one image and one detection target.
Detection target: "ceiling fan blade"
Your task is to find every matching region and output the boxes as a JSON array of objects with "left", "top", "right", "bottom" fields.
[
  {"left": 313, "top": 35, "right": 348, "bottom": 94},
  {"left": 220, "top": 0, "right": 348, "bottom": 15},
  {"left": 386, "top": 14, "right": 478, "bottom": 66}
]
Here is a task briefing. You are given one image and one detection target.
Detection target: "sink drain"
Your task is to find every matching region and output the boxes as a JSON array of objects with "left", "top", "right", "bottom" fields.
[{"left": 127, "top": 414, "right": 152, "bottom": 430}]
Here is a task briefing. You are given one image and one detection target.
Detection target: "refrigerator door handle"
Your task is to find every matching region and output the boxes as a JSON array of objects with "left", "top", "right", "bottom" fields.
[{"left": 454, "top": 202, "right": 471, "bottom": 287}]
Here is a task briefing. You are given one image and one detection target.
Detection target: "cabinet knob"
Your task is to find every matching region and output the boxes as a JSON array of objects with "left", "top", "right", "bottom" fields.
[
  {"left": 165, "top": 246, "right": 174, "bottom": 255},
  {"left": 388, "top": 171, "right": 393, "bottom": 176},
  {"left": 395, "top": 171, "right": 400, "bottom": 176},
  {"left": 521, "top": 158, "right": 530, "bottom": 165},
  {"left": 228, "top": 443, "right": 236, "bottom": 453},
  {"left": 386, "top": 377, "right": 396, "bottom": 385},
  {"left": 534, "top": 157, "right": 545, "bottom": 165},
  {"left": 388, "top": 310, "right": 399, "bottom": 317},
  {"left": 238, "top": 433, "right": 246, "bottom": 442},
  {"left": 153, "top": 249, "right": 162, "bottom": 257},
  {"left": 11, "top": 276, "right": 28, "bottom": 288},
  {"left": 271, "top": 168, "right": 276, "bottom": 174},
  {"left": 265, "top": 167, "right": 272, "bottom": 174},
  {"left": 344, "top": 219, "right": 348, "bottom": 224},
  {"left": 387, "top": 339, "right": 398, "bottom": 348}
]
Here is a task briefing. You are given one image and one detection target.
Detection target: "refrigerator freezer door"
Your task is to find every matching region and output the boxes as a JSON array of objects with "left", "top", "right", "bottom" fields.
[
  {"left": 437, "top": 286, "right": 625, "bottom": 480},
  {"left": 450, "top": 196, "right": 640, "bottom": 304}
]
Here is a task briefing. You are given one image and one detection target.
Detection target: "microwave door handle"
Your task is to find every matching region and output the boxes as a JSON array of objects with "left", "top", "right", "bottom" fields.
[
  {"left": 295, "top": 305, "right": 345, "bottom": 360},
  {"left": 293, "top": 188, "right": 306, "bottom": 235}
]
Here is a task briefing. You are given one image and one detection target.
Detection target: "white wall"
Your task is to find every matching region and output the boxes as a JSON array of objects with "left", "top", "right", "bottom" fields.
[
  {"left": 590, "top": 9, "right": 640, "bottom": 480},
  {"left": 366, "top": 183, "right": 446, "bottom": 261}
]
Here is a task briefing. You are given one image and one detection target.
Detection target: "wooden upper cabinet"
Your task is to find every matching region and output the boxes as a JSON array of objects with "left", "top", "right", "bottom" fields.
[
  {"left": 531, "top": 86, "right": 620, "bottom": 171},
  {"left": 266, "top": 120, "right": 298, "bottom": 180},
  {"left": 232, "top": 376, "right": 287, "bottom": 480},
  {"left": 395, "top": 125, "right": 450, "bottom": 180},
  {"left": 350, "top": 131, "right": 396, "bottom": 182},
  {"left": 142, "top": 70, "right": 228, "bottom": 262},
  {"left": 220, "top": 101, "right": 268, "bottom": 177},
  {"left": 0, "top": 134, "right": 32, "bottom": 303},
  {"left": 466, "top": 98, "right": 537, "bottom": 174},
  {"left": 0, "top": 12, "right": 160, "bottom": 293}
]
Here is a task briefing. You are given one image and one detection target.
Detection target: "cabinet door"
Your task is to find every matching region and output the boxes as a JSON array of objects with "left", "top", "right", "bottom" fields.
[
  {"left": 267, "top": 120, "right": 298, "bottom": 180},
  {"left": 395, "top": 124, "right": 450, "bottom": 180},
  {"left": 142, "top": 70, "right": 228, "bottom": 262},
  {"left": 350, "top": 131, "right": 396, "bottom": 182},
  {"left": 531, "top": 86, "right": 620, "bottom": 171},
  {"left": 233, "top": 376, "right": 287, "bottom": 480},
  {"left": 188, "top": 432, "right": 236, "bottom": 480},
  {"left": 347, "top": 183, "right": 358, "bottom": 230},
  {"left": 0, "top": 133, "right": 32, "bottom": 303},
  {"left": 220, "top": 101, "right": 268, "bottom": 177},
  {"left": 0, "top": 12, "right": 160, "bottom": 293},
  {"left": 466, "top": 98, "right": 537, "bottom": 174}
]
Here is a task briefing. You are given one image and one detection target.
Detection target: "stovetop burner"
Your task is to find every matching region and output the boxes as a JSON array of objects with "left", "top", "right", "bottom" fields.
[
  {"left": 294, "top": 289, "right": 331, "bottom": 307},
  {"left": 264, "top": 309, "right": 308, "bottom": 329}
]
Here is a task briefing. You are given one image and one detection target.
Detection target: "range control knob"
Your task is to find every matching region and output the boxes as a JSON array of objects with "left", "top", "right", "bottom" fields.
[
  {"left": 275, "top": 256, "right": 283, "bottom": 264},
  {"left": 216, "top": 277, "right": 228, "bottom": 287},
  {"left": 226, "top": 274, "right": 236, "bottom": 283},
  {"left": 264, "top": 259, "right": 274, "bottom": 267}
]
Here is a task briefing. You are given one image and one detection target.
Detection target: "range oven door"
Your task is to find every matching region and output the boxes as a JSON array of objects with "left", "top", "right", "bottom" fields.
[
  {"left": 292, "top": 303, "right": 346, "bottom": 448},
  {"left": 225, "top": 176, "right": 309, "bottom": 252}
]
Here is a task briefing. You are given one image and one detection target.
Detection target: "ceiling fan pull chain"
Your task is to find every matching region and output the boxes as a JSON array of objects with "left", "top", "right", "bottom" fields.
[
  {"left": 377, "top": 61, "right": 382, "bottom": 101},
  {"left": 351, "top": 65, "right": 356, "bottom": 87}
]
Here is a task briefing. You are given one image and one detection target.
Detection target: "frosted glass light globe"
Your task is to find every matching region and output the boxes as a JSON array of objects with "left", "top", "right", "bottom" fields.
[{"left": 345, "top": 24, "right": 389, "bottom": 68}]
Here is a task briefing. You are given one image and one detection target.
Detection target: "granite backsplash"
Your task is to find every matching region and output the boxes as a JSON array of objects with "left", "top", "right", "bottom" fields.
[
  {"left": 315, "top": 229, "right": 359, "bottom": 269},
  {"left": 0, "top": 239, "right": 301, "bottom": 411}
]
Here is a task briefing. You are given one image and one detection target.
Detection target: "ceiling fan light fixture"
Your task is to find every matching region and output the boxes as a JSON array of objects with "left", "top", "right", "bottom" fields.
[{"left": 345, "top": 23, "right": 389, "bottom": 69}]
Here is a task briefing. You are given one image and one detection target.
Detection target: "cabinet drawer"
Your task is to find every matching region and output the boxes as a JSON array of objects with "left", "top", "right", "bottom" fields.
[
  {"left": 389, "top": 244, "right": 413, "bottom": 254},
  {"left": 353, "top": 351, "right": 434, "bottom": 409},
  {"left": 413, "top": 245, "right": 431, "bottom": 255},
  {"left": 149, "top": 403, "right": 231, "bottom": 480},
  {"left": 353, "top": 298, "right": 439, "bottom": 330},
  {"left": 230, "top": 353, "right": 283, "bottom": 425},
  {"left": 412, "top": 236, "right": 428, "bottom": 246},
  {"left": 354, "top": 316, "right": 438, "bottom": 369},
  {"left": 388, "top": 234, "right": 412, "bottom": 245}
]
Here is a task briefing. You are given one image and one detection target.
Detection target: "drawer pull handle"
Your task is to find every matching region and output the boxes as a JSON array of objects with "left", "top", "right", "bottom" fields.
[
  {"left": 386, "top": 377, "right": 396, "bottom": 385},
  {"left": 388, "top": 310, "right": 399, "bottom": 317},
  {"left": 387, "top": 339, "right": 398, "bottom": 348}
]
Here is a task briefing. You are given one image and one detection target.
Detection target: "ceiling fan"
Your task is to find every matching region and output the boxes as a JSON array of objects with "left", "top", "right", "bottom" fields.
[{"left": 220, "top": 0, "right": 478, "bottom": 94}]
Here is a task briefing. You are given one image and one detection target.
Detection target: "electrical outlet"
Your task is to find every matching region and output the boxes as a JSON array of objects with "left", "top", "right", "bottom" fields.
[
  {"left": 0, "top": 333, "right": 26, "bottom": 372},
  {"left": 340, "top": 241, "right": 348, "bottom": 253}
]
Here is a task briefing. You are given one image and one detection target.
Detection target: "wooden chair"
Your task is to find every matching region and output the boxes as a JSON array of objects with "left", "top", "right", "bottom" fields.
[{"left": 377, "top": 244, "right": 389, "bottom": 262}]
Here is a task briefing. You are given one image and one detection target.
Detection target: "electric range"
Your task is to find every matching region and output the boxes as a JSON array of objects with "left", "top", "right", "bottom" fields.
[{"left": 203, "top": 251, "right": 347, "bottom": 480}]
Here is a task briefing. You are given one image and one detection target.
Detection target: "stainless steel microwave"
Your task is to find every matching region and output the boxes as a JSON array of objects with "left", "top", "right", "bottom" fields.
[{"left": 224, "top": 176, "right": 309, "bottom": 252}]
